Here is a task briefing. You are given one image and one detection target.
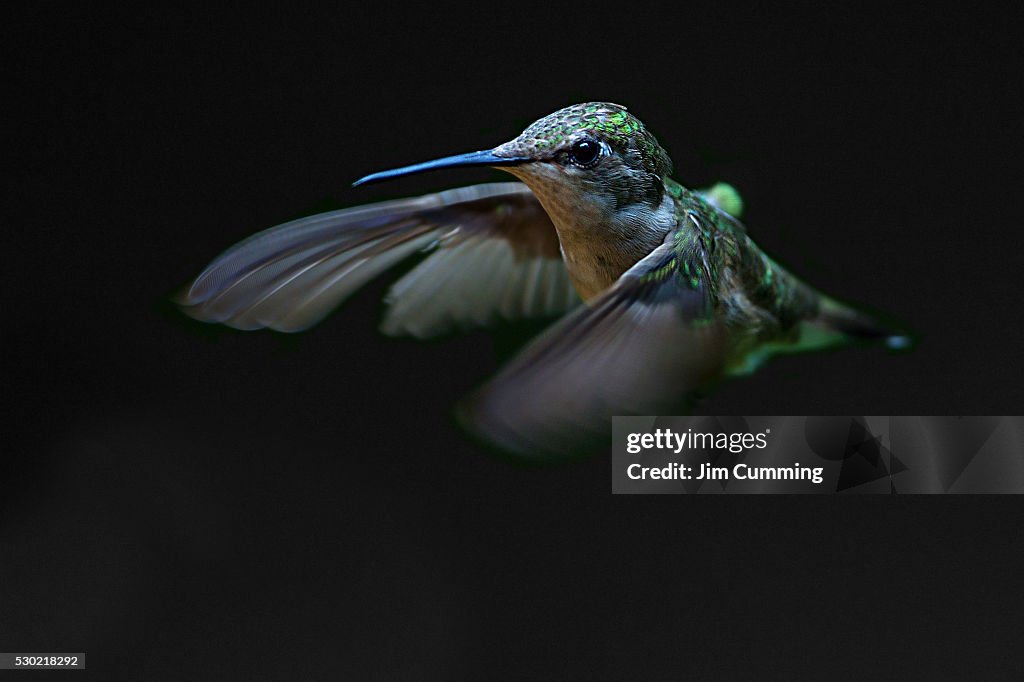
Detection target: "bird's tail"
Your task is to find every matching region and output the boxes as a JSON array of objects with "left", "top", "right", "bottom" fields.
[
  {"left": 727, "top": 296, "right": 910, "bottom": 377},
  {"left": 815, "top": 296, "right": 912, "bottom": 350}
]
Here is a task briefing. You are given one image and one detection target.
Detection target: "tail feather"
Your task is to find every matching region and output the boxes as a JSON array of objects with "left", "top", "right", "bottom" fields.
[{"left": 817, "top": 297, "right": 911, "bottom": 350}]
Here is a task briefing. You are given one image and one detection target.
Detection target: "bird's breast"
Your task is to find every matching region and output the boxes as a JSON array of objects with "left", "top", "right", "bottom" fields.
[
  {"left": 541, "top": 203, "right": 643, "bottom": 300},
  {"left": 534, "top": 192, "right": 674, "bottom": 301}
]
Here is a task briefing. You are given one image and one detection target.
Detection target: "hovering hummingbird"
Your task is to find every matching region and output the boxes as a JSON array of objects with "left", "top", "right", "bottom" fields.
[{"left": 179, "top": 102, "right": 906, "bottom": 456}]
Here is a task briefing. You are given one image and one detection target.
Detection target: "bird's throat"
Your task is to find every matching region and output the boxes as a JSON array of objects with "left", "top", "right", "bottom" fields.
[{"left": 519, "top": 179, "right": 675, "bottom": 301}]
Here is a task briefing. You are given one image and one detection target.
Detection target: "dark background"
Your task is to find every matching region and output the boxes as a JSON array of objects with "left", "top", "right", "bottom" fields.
[{"left": 4, "top": 3, "right": 1023, "bottom": 678}]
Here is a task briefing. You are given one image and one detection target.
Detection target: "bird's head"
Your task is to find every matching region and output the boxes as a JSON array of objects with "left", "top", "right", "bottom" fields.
[{"left": 354, "top": 102, "right": 672, "bottom": 216}]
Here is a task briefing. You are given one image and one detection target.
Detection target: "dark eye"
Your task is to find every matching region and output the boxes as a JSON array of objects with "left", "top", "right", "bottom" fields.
[{"left": 569, "top": 139, "right": 602, "bottom": 168}]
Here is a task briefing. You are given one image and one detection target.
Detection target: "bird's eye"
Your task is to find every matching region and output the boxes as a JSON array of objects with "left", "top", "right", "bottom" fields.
[{"left": 569, "top": 139, "right": 602, "bottom": 168}]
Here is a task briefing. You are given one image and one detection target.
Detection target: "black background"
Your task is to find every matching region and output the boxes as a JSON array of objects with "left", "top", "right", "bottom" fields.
[{"left": 4, "top": 3, "right": 1024, "bottom": 679}]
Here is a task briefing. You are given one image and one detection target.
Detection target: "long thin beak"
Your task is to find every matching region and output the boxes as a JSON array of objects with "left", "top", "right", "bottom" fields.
[{"left": 352, "top": 149, "right": 529, "bottom": 187}]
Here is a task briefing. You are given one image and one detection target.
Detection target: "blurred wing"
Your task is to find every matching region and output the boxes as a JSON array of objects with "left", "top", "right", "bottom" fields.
[
  {"left": 381, "top": 190, "right": 579, "bottom": 338},
  {"left": 178, "top": 183, "right": 578, "bottom": 333},
  {"left": 697, "top": 182, "right": 744, "bottom": 220},
  {"left": 462, "top": 238, "right": 729, "bottom": 458}
]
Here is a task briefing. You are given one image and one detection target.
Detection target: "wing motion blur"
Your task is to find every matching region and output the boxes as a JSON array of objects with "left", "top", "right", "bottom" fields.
[
  {"left": 462, "top": 237, "right": 729, "bottom": 457},
  {"left": 178, "top": 183, "right": 579, "bottom": 335}
]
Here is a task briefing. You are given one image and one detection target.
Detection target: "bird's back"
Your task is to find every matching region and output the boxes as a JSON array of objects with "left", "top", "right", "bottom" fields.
[{"left": 665, "top": 180, "right": 891, "bottom": 371}]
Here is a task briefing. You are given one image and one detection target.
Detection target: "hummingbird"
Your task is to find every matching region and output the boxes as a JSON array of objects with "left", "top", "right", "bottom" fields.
[{"left": 178, "top": 102, "right": 906, "bottom": 456}]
